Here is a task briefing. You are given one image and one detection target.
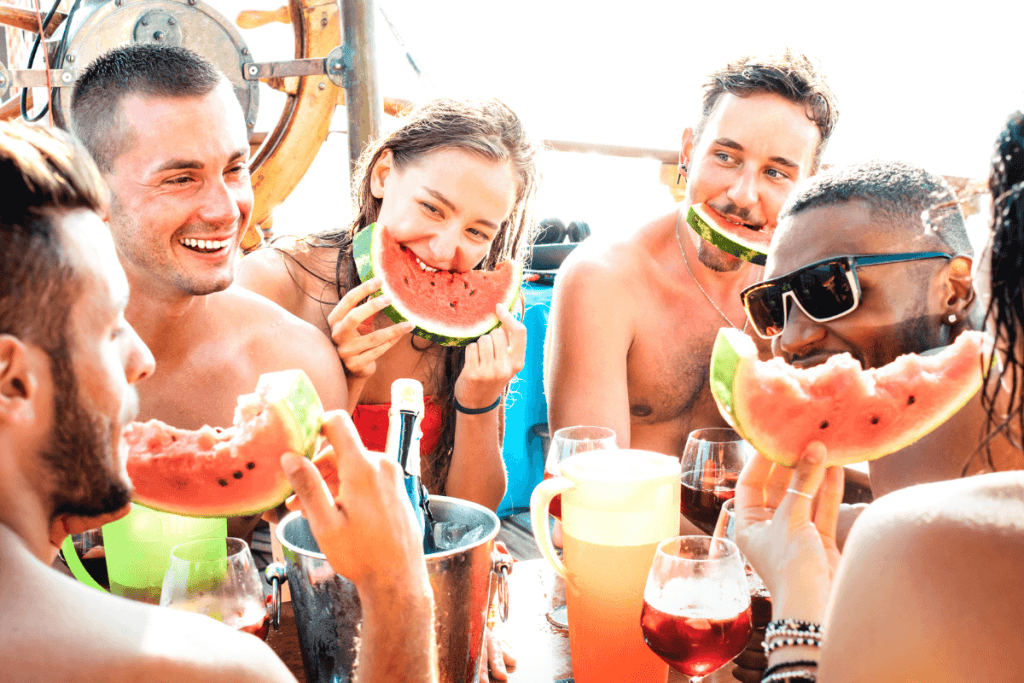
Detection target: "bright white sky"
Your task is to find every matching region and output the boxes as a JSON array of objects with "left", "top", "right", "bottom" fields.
[{"left": 232, "top": 0, "right": 1024, "bottom": 240}]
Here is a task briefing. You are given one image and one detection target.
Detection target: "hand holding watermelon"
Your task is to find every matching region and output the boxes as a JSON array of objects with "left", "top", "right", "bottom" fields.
[
  {"left": 454, "top": 304, "right": 526, "bottom": 410},
  {"left": 328, "top": 276, "right": 416, "bottom": 380},
  {"left": 733, "top": 443, "right": 844, "bottom": 624}
]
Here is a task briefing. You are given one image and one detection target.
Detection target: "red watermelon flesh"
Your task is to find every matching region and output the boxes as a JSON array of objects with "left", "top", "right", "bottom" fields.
[
  {"left": 125, "top": 370, "right": 323, "bottom": 517},
  {"left": 353, "top": 222, "right": 522, "bottom": 346},
  {"left": 710, "top": 328, "right": 988, "bottom": 466}
]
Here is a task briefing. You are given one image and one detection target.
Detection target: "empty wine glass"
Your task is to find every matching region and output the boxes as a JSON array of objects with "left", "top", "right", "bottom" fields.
[
  {"left": 641, "top": 535, "right": 752, "bottom": 682},
  {"left": 679, "top": 428, "right": 753, "bottom": 534},
  {"left": 542, "top": 425, "right": 617, "bottom": 629},
  {"left": 160, "top": 537, "right": 271, "bottom": 640}
]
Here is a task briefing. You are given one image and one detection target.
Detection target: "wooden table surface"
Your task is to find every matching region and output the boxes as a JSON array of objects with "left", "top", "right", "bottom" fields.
[{"left": 267, "top": 558, "right": 736, "bottom": 683}]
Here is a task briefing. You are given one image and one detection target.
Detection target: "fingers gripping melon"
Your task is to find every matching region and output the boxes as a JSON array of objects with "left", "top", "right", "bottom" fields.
[
  {"left": 353, "top": 222, "right": 523, "bottom": 346},
  {"left": 687, "top": 203, "right": 774, "bottom": 266},
  {"left": 125, "top": 370, "right": 323, "bottom": 517},
  {"left": 709, "top": 328, "right": 987, "bottom": 466}
]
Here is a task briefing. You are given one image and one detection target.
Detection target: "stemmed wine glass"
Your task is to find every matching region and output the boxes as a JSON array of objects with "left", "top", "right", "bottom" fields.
[
  {"left": 542, "top": 425, "right": 617, "bottom": 629},
  {"left": 641, "top": 535, "right": 753, "bottom": 682},
  {"left": 679, "top": 428, "right": 753, "bottom": 534},
  {"left": 160, "top": 537, "right": 272, "bottom": 640}
]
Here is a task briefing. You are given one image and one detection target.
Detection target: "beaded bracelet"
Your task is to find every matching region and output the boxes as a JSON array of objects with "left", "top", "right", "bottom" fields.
[
  {"left": 760, "top": 669, "right": 817, "bottom": 683},
  {"left": 764, "top": 634, "right": 822, "bottom": 655},
  {"left": 765, "top": 619, "right": 824, "bottom": 638},
  {"left": 762, "top": 660, "right": 820, "bottom": 679}
]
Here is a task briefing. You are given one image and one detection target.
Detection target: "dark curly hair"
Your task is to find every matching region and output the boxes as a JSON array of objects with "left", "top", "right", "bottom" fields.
[{"left": 980, "top": 110, "right": 1024, "bottom": 466}]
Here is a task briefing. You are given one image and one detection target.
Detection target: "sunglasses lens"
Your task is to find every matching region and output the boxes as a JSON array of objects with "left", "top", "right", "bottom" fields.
[
  {"left": 794, "top": 262, "right": 855, "bottom": 319},
  {"left": 744, "top": 285, "right": 786, "bottom": 337}
]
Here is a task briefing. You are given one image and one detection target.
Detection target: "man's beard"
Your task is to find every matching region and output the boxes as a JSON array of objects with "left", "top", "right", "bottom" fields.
[
  {"left": 693, "top": 201, "right": 757, "bottom": 274},
  {"left": 43, "top": 345, "right": 132, "bottom": 520}
]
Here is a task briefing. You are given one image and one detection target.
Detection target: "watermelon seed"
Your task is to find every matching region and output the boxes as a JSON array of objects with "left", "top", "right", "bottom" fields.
[
  {"left": 233, "top": 470, "right": 244, "bottom": 479},
  {"left": 217, "top": 478, "right": 229, "bottom": 487},
  {"left": 870, "top": 416, "right": 880, "bottom": 425},
  {"left": 450, "top": 302, "right": 456, "bottom": 308},
  {"left": 430, "top": 281, "right": 435, "bottom": 286},
  {"left": 463, "top": 281, "right": 468, "bottom": 288},
  {"left": 907, "top": 395, "right": 916, "bottom": 405},
  {"left": 469, "top": 290, "right": 476, "bottom": 296},
  {"left": 246, "top": 462, "right": 256, "bottom": 470},
  {"left": 403, "top": 277, "right": 409, "bottom": 285},
  {"left": 819, "top": 421, "right": 829, "bottom": 429}
]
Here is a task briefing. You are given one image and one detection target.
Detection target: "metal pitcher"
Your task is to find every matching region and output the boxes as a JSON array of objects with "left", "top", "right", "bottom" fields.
[{"left": 271, "top": 496, "right": 511, "bottom": 683}]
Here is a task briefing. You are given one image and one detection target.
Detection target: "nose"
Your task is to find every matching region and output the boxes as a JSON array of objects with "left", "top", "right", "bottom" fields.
[
  {"left": 426, "top": 224, "right": 461, "bottom": 269},
  {"left": 773, "top": 297, "right": 827, "bottom": 361},
  {"left": 123, "top": 323, "right": 155, "bottom": 384},
  {"left": 726, "top": 165, "right": 760, "bottom": 209},
  {"left": 197, "top": 177, "right": 242, "bottom": 228}
]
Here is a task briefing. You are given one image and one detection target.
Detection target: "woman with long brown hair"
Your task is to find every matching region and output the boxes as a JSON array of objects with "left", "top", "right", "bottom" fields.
[{"left": 238, "top": 98, "right": 540, "bottom": 512}]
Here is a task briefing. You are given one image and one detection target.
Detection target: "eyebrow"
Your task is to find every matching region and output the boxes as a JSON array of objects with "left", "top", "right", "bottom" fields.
[
  {"left": 422, "top": 186, "right": 500, "bottom": 231},
  {"left": 153, "top": 148, "right": 249, "bottom": 174},
  {"left": 712, "top": 138, "right": 801, "bottom": 170}
]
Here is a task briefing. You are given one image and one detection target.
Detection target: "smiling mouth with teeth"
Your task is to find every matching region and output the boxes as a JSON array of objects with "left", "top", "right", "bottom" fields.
[
  {"left": 179, "top": 237, "right": 231, "bottom": 253},
  {"left": 401, "top": 245, "right": 445, "bottom": 273}
]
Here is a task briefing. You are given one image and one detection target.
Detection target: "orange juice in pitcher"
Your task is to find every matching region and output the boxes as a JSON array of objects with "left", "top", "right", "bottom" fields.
[{"left": 532, "top": 450, "right": 681, "bottom": 683}]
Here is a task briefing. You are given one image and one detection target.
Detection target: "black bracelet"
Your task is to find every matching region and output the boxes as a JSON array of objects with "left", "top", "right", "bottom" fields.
[
  {"left": 762, "top": 660, "right": 820, "bottom": 679},
  {"left": 454, "top": 395, "right": 502, "bottom": 414}
]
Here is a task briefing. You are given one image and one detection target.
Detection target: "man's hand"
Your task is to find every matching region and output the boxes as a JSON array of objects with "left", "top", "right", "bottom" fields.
[
  {"left": 280, "top": 410, "right": 428, "bottom": 589},
  {"left": 733, "top": 443, "right": 844, "bottom": 623}
]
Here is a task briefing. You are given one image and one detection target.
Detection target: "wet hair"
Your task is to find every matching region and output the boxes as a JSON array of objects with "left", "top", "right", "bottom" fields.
[
  {"left": 779, "top": 159, "right": 973, "bottom": 257},
  {"left": 0, "top": 121, "right": 107, "bottom": 357},
  {"left": 272, "top": 97, "right": 540, "bottom": 493},
  {"left": 69, "top": 44, "right": 222, "bottom": 172},
  {"left": 694, "top": 49, "right": 839, "bottom": 172},
  {"left": 981, "top": 110, "right": 1024, "bottom": 462}
]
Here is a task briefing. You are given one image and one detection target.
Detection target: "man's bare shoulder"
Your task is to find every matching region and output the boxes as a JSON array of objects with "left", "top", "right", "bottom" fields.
[
  {"left": 0, "top": 526, "right": 294, "bottom": 683},
  {"left": 821, "top": 471, "right": 1024, "bottom": 682}
]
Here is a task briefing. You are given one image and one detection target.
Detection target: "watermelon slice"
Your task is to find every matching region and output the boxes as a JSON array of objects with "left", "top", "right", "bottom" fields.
[
  {"left": 353, "top": 222, "right": 522, "bottom": 346},
  {"left": 124, "top": 370, "right": 323, "bottom": 517},
  {"left": 709, "top": 328, "right": 987, "bottom": 466},
  {"left": 686, "top": 203, "right": 774, "bottom": 266}
]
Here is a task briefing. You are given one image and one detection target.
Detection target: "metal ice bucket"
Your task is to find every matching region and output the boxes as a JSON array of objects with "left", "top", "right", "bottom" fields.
[{"left": 272, "top": 497, "right": 511, "bottom": 683}]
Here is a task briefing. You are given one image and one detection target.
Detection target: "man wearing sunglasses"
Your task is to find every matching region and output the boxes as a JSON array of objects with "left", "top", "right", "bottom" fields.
[
  {"left": 750, "top": 159, "right": 1021, "bottom": 498},
  {"left": 546, "top": 51, "right": 838, "bottom": 463}
]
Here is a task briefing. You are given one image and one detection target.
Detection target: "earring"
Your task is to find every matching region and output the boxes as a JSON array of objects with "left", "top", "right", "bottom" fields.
[
  {"left": 948, "top": 314, "right": 957, "bottom": 324},
  {"left": 677, "top": 162, "right": 687, "bottom": 184}
]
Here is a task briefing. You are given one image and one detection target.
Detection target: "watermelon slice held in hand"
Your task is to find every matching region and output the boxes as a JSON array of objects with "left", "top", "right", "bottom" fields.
[
  {"left": 709, "top": 328, "right": 988, "bottom": 467},
  {"left": 353, "top": 222, "right": 523, "bottom": 346},
  {"left": 125, "top": 370, "right": 324, "bottom": 517},
  {"left": 686, "top": 203, "right": 774, "bottom": 266}
]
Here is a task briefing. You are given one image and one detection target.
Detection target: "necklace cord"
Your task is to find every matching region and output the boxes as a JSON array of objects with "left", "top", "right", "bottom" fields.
[{"left": 674, "top": 209, "right": 749, "bottom": 332}]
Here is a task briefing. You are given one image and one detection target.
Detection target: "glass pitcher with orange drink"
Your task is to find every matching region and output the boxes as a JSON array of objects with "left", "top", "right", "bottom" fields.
[{"left": 531, "top": 450, "right": 681, "bottom": 683}]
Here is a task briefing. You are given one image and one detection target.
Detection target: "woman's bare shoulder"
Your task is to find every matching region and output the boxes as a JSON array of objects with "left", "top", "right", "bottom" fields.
[
  {"left": 237, "top": 235, "right": 343, "bottom": 317},
  {"left": 820, "top": 471, "right": 1024, "bottom": 682}
]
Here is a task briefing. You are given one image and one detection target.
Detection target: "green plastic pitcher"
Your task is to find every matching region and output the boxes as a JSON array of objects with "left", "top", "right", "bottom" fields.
[{"left": 61, "top": 504, "right": 226, "bottom": 603}]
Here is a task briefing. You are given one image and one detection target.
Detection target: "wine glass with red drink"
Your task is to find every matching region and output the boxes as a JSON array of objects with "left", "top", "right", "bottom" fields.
[
  {"left": 160, "top": 537, "right": 272, "bottom": 640},
  {"left": 541, "top": 425, "right": 617, "bottom": 628},
  {"left": 641, "top": 535, "right": 753, "bottom": 682},
  {"left": 679, "top": 428, "right": 752, "bottom": 534}
]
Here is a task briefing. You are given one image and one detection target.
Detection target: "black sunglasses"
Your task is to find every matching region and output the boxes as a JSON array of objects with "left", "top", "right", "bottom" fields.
[{"left": 740, "top": 252, "right": 954, "bottom": 339}]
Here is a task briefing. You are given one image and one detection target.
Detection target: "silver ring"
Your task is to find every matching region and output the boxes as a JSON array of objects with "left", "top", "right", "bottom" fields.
[{"left": 786, "top": 488, "right": 814, "bottom": 501}]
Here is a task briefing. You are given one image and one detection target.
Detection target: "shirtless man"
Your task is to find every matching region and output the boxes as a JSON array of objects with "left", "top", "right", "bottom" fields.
[
  {"left": 0, "top": 122, "right": 436, "bottom": 683},
  {"left": 68, "top": 45, "right": 347, "bottom": 539},
  {"left": 751, "top": 159, "right": 1022, "bottom": 497},
  {"left": 546, "top": 50, "right": 838, "bottom": 458}
]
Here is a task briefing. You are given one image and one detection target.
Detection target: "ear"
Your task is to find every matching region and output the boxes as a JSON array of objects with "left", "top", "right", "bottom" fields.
[
  {"left": 369, "top": 149, "right": 394, "bottom": 200},
  {"left": 0, "top": 335, "right": 40, "bottom": 426},
  {"left": 940, "top": 256, "right": 975, "bottom": 323},
  {"left": 680, "top": 128, "right": 695, "bottom": 171}
]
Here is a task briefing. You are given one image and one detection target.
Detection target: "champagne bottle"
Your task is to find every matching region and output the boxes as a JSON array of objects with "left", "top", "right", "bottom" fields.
[{"left": 385, "top": 379, "right": 430, "bottom": 540}]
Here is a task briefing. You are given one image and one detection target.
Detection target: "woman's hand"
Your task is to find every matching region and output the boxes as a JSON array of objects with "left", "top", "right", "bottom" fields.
[
  {"left": 327, "top": 277, "right": 414, "bottom": 380},
  {"left": 454, "top": 305, "right": 526, "bottom": 409},
  {"left": 733, "top": 442, "right": 844, "bottom": 623}
]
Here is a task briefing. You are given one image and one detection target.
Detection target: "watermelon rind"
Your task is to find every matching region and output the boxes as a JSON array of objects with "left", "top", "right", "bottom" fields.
[
  {"left": 686, "top": 204, "right": 769, "bottom": 266},
  {"left": 128, "top": 370, "right": 324, "bottom": 518},
  {"left": 353, "top": 223, "right": 522, "bottom": 346},
  {"left": 710, "top": 327, "right": 986, "bottom": 467}
]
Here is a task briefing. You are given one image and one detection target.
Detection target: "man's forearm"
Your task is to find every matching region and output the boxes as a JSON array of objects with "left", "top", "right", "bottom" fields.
[{"left": 355, "top": 580, "right": 438, "bottom": 683}]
